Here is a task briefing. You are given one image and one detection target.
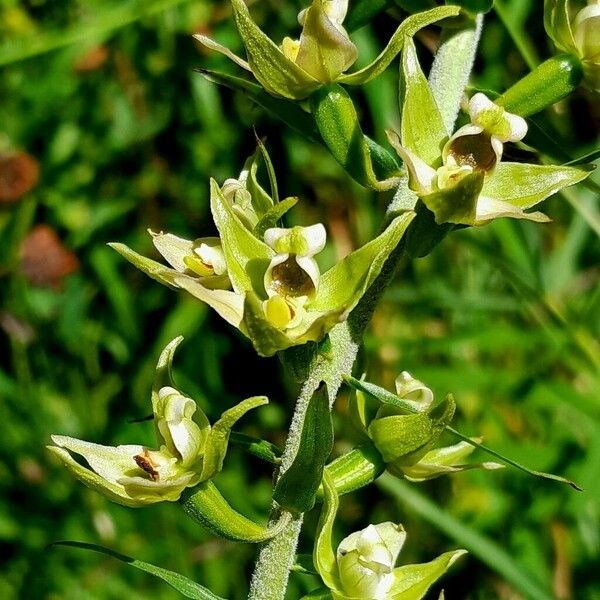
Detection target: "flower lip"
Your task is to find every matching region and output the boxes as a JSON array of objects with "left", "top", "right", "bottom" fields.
[
  {"left": 446, "top": 130, "right": 498, "bottom": 172},
  {"left": 269, "top": 255, "right": 317, "bottom": 298}
]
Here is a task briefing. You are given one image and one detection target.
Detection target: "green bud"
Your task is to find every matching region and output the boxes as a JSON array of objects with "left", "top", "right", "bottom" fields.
[{"left": 544, "top": 0, "right": 600, "bottom": 93}]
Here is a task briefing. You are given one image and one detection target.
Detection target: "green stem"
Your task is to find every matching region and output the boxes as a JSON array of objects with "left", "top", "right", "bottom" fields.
[
  {"left": 248, "top": 212, "right": 433, "bottom": 598},
  {"left": 496, "top": 53, "right": 583, "bottom": 117}
]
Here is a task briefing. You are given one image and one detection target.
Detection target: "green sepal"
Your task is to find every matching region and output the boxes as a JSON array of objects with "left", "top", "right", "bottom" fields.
[
  {"left": 209, "top": 178, "right": 273, "bottom": 296},
  {"left": 496, "top": 54, "right": 583, "bottom": 117},
  {"left": 242, "top": 147, "right": 274, "bottom": 216},
  {"left": 200, "top": 396, "right": 268, "bottom": 481},
  {"left": 109, "top": 242, "right": 244, "bottom": 327},
  {"left": 180, "top": 480, "right": 290, "bottom": 543},
  {"left": 274, "top": 385, "right": 334, "bottom": 514},
  {"left": 230, "top": 0, "right": 320, "bottom": 100},
  {"left": 420, "top": 171, "right": 485, "bottom": 225},
  {"left": 310, "top": 83, "right": 400, "bottom": 190},
  {"left": 389, "top": 550, "right": 467, "bottom": 600},
  {"left": 544, "top": 0, "right": 576, "bottom": 54},
  {"left": 254, "top": 196, "right": 299, "bottom": 238},
  {"left": 481, "top": 162, "right": 594, "bottom": 208},
  {"left": 400, "top": 37, "right": 447, "bottom": 166},
  {"left": 313, "top": 471, "right": 343, "bottom": 591},
  {"left": 311, "top": 212, "right": 416, "bottom": 312},
  {"left": 52, "top": 541, "right": 225, "bottom": 600},
  {"left": 338, "top": 5, "right": 461, "bottom": 85}
]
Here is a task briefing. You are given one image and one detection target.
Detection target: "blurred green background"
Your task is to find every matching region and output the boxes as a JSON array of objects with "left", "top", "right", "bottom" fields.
[{"left": 0, "top": 0, "right": 599, "bottom": 598}]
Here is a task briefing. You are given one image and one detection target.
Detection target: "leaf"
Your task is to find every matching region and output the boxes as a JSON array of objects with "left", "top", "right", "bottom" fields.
[
  {"left": 343, "top": 375, "right": 582, "bottom": 490},
  {"left": 310, "top": 83, "right": 400, "bottom": 190},
  {"left": 292, "top": 554, "right": 320, "bottom": 575},
  {"left": 312, "top": 212, "right": 416, "bottom": 312},
  {"left": 229, "top": 0, "right": 320, "bottom": 100},
  {"left": 109, "top": 242, "right": 244, "bottom": 327},
  {"left": 209, "top": 179, "right": 273, "bottom": 297},
  {"left": 51, "top": 541, "right": 225, "bottom": 600},
  {"left": 313, "top": 471, "right": 342, "bottom": 591},
  {"left": 429, "top": 14, "right": 483, "bottom": 134},
  {"left": 482, "top": 162, "right": 594, "bottom": 208},
  {"left": 399, "top": 37, "right": 447, "bottom": 166},
  {"left": 201, "top": 396, "right": 268, "bottom": 481},
  {"left": 274, "top": 385, "right": 334, "bottom": 514},
  {"left": 338, "top": 6, "right": 461, "bottom": 85},
  {"left": 193, "top": 33, "right": 251, "bottom": 71}
]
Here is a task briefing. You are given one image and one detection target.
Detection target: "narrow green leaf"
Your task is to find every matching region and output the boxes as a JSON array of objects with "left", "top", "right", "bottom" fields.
[
  {"left": 338, "top": 6, "right": 461, "bottom": 85},
  {"left": 429, "top": 14, "right": 483, "bottom": 134},
  {"left": 400, "top": 37, "right": 447, "bottom": 166},
  {"left": 343, "top": 375, "right": 582, "bottom": 489},
  {"left": 51, "top": 541, "right": 225, "bottom": 600},
  {"left": 254, "top": 136, "right": 279, "bottom": 204},
  {"left": 300, "top": 589, "right": 333, "bottom": 600},
  {"left": 310, "top": 83, "right": 400, "bottom": 190},
  {"left": 312, "top": 212, "right": 416, "bottom": 312},
  {"left": 379, "top": 476, "right": 557, "bottom": 600},
  {"left": 229, "top": 0, "right": 319, "bottom": 100},
  {"left": 292, "top": 554, "right": 320, "bottom": 575},
  {"left": 274, "top": 385, "right": 334, "bottom": 514}
]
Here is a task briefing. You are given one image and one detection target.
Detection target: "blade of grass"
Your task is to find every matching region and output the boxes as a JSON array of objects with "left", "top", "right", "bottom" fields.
[{"left": 0, "top": 0, "right": 195, "bottom": 67}]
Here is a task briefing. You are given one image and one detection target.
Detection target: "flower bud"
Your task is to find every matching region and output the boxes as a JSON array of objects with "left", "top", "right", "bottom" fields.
[{"left": 573, "top": 1, "right": 600, "bottom": 90}]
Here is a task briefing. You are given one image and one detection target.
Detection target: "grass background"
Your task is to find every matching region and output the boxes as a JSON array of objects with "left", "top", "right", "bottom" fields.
[{"left": 0, "top": 0, "right": 598, "bottom": 598}]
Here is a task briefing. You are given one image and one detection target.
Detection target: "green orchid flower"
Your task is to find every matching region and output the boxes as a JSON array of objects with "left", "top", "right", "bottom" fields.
[
  {"left": 386, "top": 37, "right": 592, "bottom": 226},
  {"left": 349, "top": 372, "right": 502, "bottom": 481},
  {"left": 545, "top": 0, "right": 600, "bottom": 92},
  {"left": 48, "top": 337, "right": 267, "bottom": 507},
  {"left": 111, "top": 153, "right": 415, "bottom": 356},
  {"left": 309, "top": 473, "right": 466, "bottom": 599},
  {"left": 195, "top": 0, "right": 460, "bottom": 100}
]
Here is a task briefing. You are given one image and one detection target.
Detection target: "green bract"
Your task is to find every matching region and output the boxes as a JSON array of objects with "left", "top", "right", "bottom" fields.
[
  {"left": 48, "top": 337, "right": 267, "bottom": 507},
  {"left": 195, "top": 1, "right": 460, "bottom": 100},
  {"left": 545, "top": 0, "right": 600, "bottom": 91},
  {"left": 310, "top": 474, "right": 466, "bottom": 599},
  {"left": 349, "top": 372, "right": 502, "bottom": 481},
  {"left": 111, "top": 151, "right": 415, "bottom": 356},
  {"left": 387, "top": 37, "right": 592, "bottom": 226}
]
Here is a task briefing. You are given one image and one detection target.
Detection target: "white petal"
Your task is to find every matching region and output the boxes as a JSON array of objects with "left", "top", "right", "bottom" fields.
[{"left": 468, "top": 93, "right": 496, "bottom": 121}]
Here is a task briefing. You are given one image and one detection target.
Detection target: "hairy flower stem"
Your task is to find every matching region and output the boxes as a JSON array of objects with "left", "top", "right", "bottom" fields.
[{"left": 248, "top": 236, "right": 408, "bottom": 600}]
